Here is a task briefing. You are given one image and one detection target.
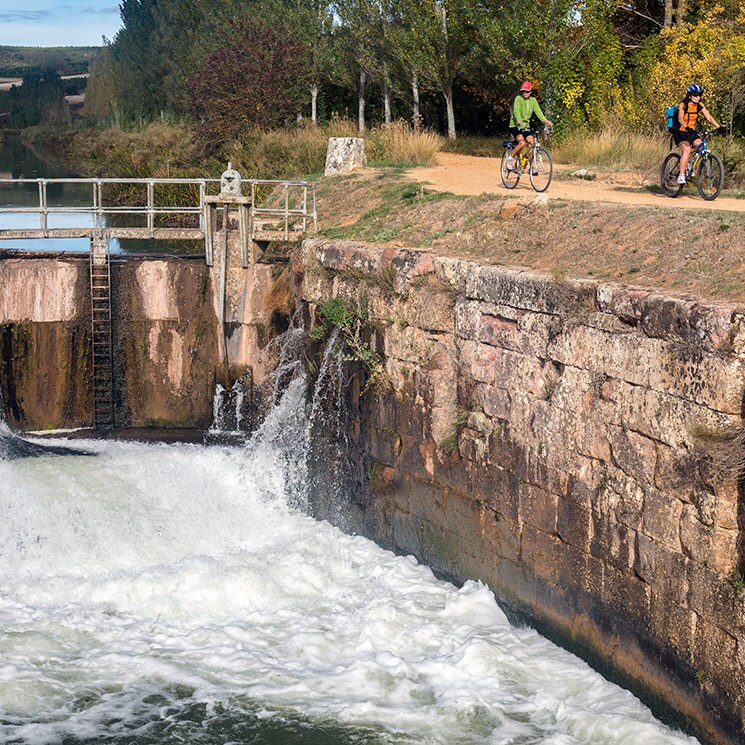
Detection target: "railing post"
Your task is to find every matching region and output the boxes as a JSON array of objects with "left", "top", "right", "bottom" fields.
[
  {"left": 147, "top": 180, "right": 155, "bottom": 237},
  {"left": 312, "top": 185, "right": 317, "bottom": 233},
  {"left": 96, "top": 181, "right": 103, "bottom": 233},
  {"left": 251, "top": 182, "right": 256, "bottom": 240},
  {"left": 284, "top": 184, "right": 289, "bottom": 241},
  {"left": 38, "top": 180, "right": 48, "bottom": 236}
]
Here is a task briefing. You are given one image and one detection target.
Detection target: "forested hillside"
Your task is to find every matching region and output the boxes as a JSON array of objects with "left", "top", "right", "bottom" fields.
[
  {"left": 0, "top": 47, "right": 97, "bottom": 78},
  {"left": 84, "top": 0, "right": 745, "bottom": 139}
]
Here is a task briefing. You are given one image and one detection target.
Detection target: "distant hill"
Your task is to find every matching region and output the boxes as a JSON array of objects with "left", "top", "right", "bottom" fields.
[{"left": 0, "top": 46, "right": 100, "bottom": 78}]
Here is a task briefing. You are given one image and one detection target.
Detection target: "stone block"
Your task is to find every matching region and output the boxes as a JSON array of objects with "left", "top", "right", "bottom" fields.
[
  {"left": 602, "top": 565, "right": 651, "bottom": 626},
  {"left": 647, "top": 343, "right": 745, "bottom": 415},
  {"left": 608, "top": 425, "right": 658, "bottom": 485},
  {"left": 454, "top": 298, "right": 481, "bottom": 340},
  {"left": 687, "top": 561, "right": 745, "bottom": 635},
  {"left": 640, "top": 292, "right": 741, "bottom": 353},
  {"left": 367, "top": 427, "right": 400, "bottom": 467},
  {"left": 654, "top": 444, "right": 700, "bottom": 494},
  {"left": 467, "top": 264, "right": 597, "bottom": 316},
  {"left": 649, "top": 591, "right": 696, "bottom": 663},
  {"left": 590, "top": 510, "right": 636, "bottom": 571},
  {"left": 557, "top": 497, "right": 592, "bottom": 550},
  {"left": 680, "top": 504, "right": 739, "bottom": 574},
  {"left": 558, "top": 543, "right": 604, "bottom": 596},
  {"left": 482, "top": 513, "right": 521, "bottom": 564},
  {"left": 482, "top": 384, "right": 511, "bottom": 420},
  {"left": 548, "top": 323, "right": 652, "bottom": 387},
  {"left": 479, "top": 313, "right": 520, "bottom": 349},
  {"left": 324, "top": 137, "right": 366, "bottom": 175},
  {"left": 595, "top": 284, "right": 650, "bottom": 324},
  {"left": 521, "top": 523, "right": 563, "bottom": 584},
  {"left": 519, "top": 481, "right": 558, "bottom": 534},
  {"left": 690, "top": 615, "right": 738, "bottom": 688},
  {"left": 642, "top": 488, "right": 684, "bottom": 551},
  {"left": 634, "top": 533, "right": 689, "bottom": 607}
]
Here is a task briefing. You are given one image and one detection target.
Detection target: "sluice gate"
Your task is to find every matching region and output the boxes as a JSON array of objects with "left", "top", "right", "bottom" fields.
[{"left": 0, "top": 167, "right": 316, "bottom": 428}]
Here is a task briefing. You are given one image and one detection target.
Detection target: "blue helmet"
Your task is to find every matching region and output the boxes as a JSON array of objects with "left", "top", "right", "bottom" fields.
[{"left": 687, "top": 84, "right": 703, "bottom": 96}]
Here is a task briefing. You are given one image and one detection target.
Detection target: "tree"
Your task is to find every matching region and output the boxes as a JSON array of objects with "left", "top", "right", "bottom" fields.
[
  {"left": 6, "top": 69, "right": 66, "bottom": 128},
  {"left": 392, "top": 0, "right": 477, "bottom": 138},
  {"left": 185, "top": 19, "right": 312, "bottom": 143}
]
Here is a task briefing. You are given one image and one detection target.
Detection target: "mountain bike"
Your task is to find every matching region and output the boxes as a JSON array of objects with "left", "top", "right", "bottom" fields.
[
  {"left": 500, "top": 126, "right": 553, "bottom": 193},
  {"left": 660, "top": 129, "right": 724, "bottom": 201}
]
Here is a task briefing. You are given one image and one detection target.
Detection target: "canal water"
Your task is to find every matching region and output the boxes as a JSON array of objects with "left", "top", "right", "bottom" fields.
[
  {"left": 0, "top": 134, "right": 201, "bottom": 255},
  {"left": 0, "top": 374, "right": 702, "bottom": 745}
]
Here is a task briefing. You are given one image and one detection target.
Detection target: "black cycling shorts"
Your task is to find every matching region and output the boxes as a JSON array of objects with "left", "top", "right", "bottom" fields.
[
  {"left": 672, "top": 129, "right": 700, "bottom": 147},
  {"left": 510, "top": 127, "right": 534, "bottom": 139}
]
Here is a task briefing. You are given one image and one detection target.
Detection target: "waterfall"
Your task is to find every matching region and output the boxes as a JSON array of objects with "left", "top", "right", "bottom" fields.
[
  {"left": 210, "top": 380, "right": 248, "bottom": 436},
  {"left": 0, "top": 332, "right": 703, "bottom": 745}
]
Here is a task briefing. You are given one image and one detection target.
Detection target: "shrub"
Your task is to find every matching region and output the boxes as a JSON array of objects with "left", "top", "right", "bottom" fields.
[{"left": 186, "top": 18, "right": 311, "bottom": 144}]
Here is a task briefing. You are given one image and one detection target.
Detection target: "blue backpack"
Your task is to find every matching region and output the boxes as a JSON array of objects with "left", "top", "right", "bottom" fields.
[{"left": 665, "top": 104, "right": 679, "bottom": 132}]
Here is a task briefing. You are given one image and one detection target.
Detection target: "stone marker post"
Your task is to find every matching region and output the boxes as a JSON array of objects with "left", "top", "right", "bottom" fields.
[{"left": 324, "top": 138, "right": 366, "bottom": 176}]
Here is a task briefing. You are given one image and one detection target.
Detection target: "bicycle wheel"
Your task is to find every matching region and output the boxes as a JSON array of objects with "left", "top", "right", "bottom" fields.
[
  {"left": 660, "top": 152, "right": 683, "bottom": 197},
  {"left": 697, "top": 152, "right": 724, "bottom": 201},
  {"left": 500, "top": 149, "right": 520, "bottom": 190},
  {"left": 529, "top": 147, "right": 553, "bottom": 192}
]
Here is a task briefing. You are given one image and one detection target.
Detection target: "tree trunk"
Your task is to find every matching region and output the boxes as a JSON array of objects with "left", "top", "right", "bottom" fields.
[
  {"left": 675, "top": 0, "right": 685, "bottom": 25},
  {"left": 358, "top": 69, "right": 366, "bottom": 135},
  {"left": 664, "top": 0, "right": 673, "bottom": 27},
  {"left": 444, "top": 86, "right": 456, "bottom": 139},
  {"left": 311, "top": 83, "right": 318, "bottom": 126},
  {"left": 383, "top": 66, "right": 392, "bottom": 124},
  {"left": 412, "top": 73, "right": 421, "bottom": 131}
]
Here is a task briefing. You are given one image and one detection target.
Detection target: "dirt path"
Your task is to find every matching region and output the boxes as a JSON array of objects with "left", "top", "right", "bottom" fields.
[{"left": 406, "top": 152, "right": 745, "bottom": 213}]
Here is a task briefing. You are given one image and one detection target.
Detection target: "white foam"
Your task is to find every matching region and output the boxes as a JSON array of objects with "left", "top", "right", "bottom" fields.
[{"left": 0, "top": 417, "right": 700, "bottom": 744}]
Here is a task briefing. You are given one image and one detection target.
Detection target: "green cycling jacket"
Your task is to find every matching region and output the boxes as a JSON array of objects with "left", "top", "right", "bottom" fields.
[{"left": 509, "top": 95, "right": 547, "bottom": 129}]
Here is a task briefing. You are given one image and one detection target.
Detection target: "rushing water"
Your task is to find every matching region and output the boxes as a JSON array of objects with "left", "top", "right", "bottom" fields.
[
  {"left": 0, "top": 372, "right": 702, "bottom": 745},
  {"left": 0, "top": 134, "right": 201, "bottom": 255}
]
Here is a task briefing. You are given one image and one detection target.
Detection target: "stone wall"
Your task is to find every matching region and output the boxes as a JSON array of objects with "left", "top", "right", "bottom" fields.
[{"left": 302, "top": 237, "right": 745, "bottom": 745}]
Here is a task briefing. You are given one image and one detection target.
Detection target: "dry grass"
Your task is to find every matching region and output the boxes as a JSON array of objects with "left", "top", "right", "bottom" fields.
[
  {"left": 688, "top": 422, "right": 745, "bottom": 480},
  {"left": 553, "top": 127, "right": 666, "bottom": 174},
  {"left": 366, "top": 121, "right": 444, "bottom": 166}
]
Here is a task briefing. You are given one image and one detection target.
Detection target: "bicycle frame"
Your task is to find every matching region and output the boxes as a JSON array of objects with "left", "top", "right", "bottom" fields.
[{"left": 670, "top": 129, "right": 715, "bottom": 176}]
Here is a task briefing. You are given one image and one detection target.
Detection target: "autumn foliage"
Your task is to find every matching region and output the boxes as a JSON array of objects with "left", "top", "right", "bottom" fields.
[{"left": 185, "top": 19, "right": 312, "bottom": 143}]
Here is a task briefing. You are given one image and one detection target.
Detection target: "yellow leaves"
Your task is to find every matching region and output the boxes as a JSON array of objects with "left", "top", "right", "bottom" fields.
[
  {"left": 560, "top": 80, "right": 585, "bottom": 108},
  {"left": 648, "top": 17, "right": 745, "bottom": 125}
]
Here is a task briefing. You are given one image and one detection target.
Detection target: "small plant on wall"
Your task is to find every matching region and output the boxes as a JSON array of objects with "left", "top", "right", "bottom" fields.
[{"left": 309, "top": 297, "right": 385, "bottom": 391}]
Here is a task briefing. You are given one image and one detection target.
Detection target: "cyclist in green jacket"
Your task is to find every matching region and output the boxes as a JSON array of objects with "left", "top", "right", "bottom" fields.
[{"left": 506, "top": 81, "right": 553, "bottom": 172}]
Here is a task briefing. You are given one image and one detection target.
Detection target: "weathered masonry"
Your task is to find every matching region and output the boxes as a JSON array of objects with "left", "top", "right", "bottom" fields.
[{"left": 302, "top": 238, "right": 745, "bottom": 745}]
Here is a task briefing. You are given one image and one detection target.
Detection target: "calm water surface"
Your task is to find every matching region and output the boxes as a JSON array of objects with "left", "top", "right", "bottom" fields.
[{"left": 0, "top": 134, "right": 202, "bottom": 255}]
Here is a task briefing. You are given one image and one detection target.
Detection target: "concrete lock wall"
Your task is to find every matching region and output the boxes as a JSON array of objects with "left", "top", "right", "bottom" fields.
[
  {"left": 0, "top": 250, "right": 278, "bottom": 430},
  {"left": 301, "top": 238, "right": 745, "bottom": 745}
]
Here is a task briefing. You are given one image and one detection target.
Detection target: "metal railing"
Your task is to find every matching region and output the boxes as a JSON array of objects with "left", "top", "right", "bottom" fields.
[{"left": 0, "top": 176, "right": 317, "bottom": 244}]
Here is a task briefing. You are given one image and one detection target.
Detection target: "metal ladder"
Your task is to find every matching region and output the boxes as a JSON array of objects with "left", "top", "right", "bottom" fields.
[{"left": 90, "top": 237, "right": 114, "bottom": 429}]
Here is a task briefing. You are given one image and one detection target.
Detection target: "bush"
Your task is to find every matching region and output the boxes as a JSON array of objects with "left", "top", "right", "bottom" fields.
[{"left": 186, "top": 19, "right": 311, "bottom": 145}]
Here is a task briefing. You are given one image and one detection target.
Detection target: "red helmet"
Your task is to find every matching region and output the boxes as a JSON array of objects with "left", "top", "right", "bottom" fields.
[{"left": 520, "top": 81, "right": 533, "bottom": 92}]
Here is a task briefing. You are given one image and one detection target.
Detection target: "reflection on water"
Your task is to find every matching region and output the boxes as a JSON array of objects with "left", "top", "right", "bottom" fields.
[{"left": 0, "top": 135, "right": 203, "bottom": 256}]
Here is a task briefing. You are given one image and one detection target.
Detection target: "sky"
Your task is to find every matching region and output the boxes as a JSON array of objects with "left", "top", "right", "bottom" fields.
[{"left": 0, "top": 1, "right": 121, "bottom": 48}]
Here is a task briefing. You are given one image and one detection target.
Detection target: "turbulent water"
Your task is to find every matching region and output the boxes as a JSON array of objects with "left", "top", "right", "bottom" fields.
[{"left": 0, "top": 380, "right": 701, "bottom": 745}]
